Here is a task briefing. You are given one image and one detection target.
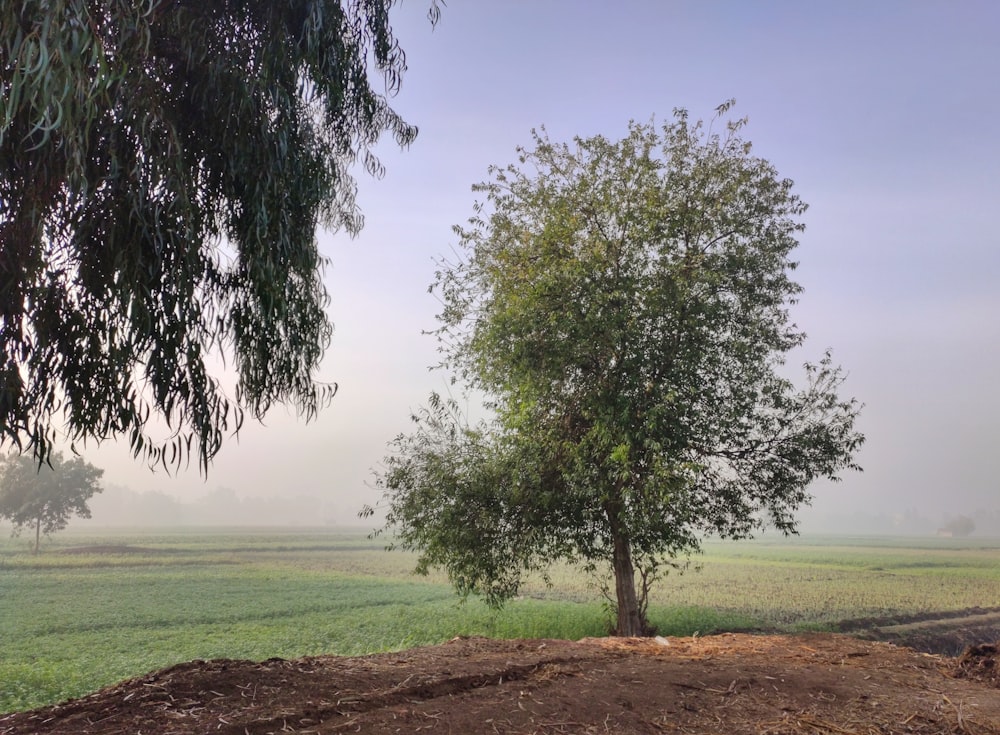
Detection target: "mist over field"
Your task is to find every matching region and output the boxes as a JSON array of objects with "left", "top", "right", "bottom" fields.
[
  {"left": 72, "top": 485, "right": 353, "bottom": 528},
  {"left": 3, "top": 483, "right": 989, "bottom": 539}
]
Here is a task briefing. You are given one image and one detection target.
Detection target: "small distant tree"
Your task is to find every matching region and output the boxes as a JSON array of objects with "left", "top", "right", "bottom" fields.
[
  {"left": 373, "top": 105, "right": 864, "bottom": 636},
  {"left": 942, "top": 515, "right": 975, "bottom": 537},
  {"left": 0, "top": 452, "right": 104, "bottom": 553}
]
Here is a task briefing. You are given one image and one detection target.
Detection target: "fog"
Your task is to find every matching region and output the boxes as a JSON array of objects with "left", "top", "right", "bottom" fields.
[{"left": 76, "top": 1, "right": 998, "bottom": 532}]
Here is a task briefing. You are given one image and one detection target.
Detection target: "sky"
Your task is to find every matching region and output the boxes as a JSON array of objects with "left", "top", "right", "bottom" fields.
[{"left": 86, "top": 0, "right": 1000, "bottom": 528}]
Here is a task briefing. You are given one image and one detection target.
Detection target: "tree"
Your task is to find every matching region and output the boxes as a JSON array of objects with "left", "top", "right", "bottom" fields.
[
  {"left": 373, "top": 105, "right": 865, "bottom": 636},
  {"left": 1, "top": 0, "right": 438, "bottom": 470},
  {"left": 0, "top": 451, "right": 104, "bottom": 553},
  {"left": 942, "top": 515, "right": 975, "bottom": 537}
]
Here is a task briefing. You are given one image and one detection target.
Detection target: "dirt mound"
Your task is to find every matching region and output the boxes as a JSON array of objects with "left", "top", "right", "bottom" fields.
[
  {"left": 955, "top": 642, "right": 1000, "bottom": 688},
  {"left": 2, "top": 633, "right": 999, "bottom": 735}
]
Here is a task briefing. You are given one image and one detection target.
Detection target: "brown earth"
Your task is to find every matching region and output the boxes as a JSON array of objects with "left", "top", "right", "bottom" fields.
[
  {"left": 842, "top": 607, "right": 1000, "bottom": 658},
  {"left": 3, "top": 633, "right": 1000, "bottom": 735}
]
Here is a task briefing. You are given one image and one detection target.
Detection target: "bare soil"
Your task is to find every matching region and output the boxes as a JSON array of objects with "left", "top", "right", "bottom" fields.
[
  {"left": 841, "top": 606, "right": 1000, "bottom": 657},
  {"left": 3, "top": 633, "right": 999, "bottom": 735}
]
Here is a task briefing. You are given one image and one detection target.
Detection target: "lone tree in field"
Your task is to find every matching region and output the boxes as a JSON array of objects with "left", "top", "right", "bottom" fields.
[
  {"left": 0, "top": 451, "right": 104, "bottom": 553},
  {"left": 374, "top": 104, "right": 864, "bottom": 636},
  {"left": 1, "top": 0, "right": 438, "bottom": 470},
  {"left": 942, "top": 515, "right": 975, "bottom": 537}
]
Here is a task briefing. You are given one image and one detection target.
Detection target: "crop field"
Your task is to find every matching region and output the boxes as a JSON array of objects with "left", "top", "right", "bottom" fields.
[{"left": 1, "top": 528, "right": 999, "bottom": 713}]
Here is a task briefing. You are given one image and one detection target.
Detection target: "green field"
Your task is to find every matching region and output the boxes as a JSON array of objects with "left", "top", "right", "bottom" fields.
[{"left": 1, "top": 528, "right": 999, "bottom": 713}]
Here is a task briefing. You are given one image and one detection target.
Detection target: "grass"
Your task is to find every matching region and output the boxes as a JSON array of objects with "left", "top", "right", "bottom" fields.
[{"left": 1, "top": 528, "right": 998, "bottom": 713}]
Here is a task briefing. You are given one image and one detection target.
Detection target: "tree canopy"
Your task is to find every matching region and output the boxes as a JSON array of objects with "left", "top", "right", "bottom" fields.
[
  {"left": 374, "top": 105, "right": 864, "bottom": 636},
  {"left": 0, "top": 450, "right": 104, "bottom": 552},
  {"left": 1, "top": 0, "right": 435, "bottom": 469}
]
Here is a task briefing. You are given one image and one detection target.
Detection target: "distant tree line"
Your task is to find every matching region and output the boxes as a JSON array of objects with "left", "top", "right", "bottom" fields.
[{"left": 799, "top": 508, "right": 999, "bottom": 537}]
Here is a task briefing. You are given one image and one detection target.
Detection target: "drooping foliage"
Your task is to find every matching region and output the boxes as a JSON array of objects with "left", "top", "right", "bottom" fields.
[
  {"left": 1, "top": 0, "right": 435, "bottom": 468},
  {"left": 0, "top": 450, "right": 104, "bottom": 552},
  {"left": 375, "top": 104, "right": 864, "bottom": 635}
]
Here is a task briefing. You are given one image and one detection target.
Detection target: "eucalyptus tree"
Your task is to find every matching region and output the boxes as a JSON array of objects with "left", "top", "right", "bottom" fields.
[
  {"left": 0, "top": 451, "right": 104, "bottom": 553},
  {"left": 375, "top": 104, "right": 864, "bottom": 636},
  {"left": 1, "top": 0, "right": 437, "bottom": 469}
]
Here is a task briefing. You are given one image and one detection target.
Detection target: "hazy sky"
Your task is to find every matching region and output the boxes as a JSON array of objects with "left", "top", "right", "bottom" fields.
[{"left": 88, "top": 1, "right": 1000, "bottom": 525}]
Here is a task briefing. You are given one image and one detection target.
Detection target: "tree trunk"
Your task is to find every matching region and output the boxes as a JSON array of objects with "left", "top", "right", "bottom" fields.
[
  {"left": 34, "top": 516, "right": 40, "bottom": 555},
  {"left": 607, "top": 505, "right": 649, "bottom": 636}
]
